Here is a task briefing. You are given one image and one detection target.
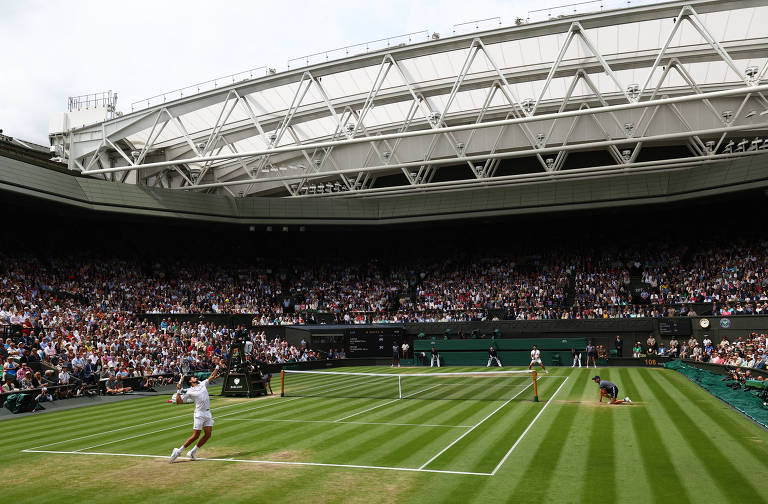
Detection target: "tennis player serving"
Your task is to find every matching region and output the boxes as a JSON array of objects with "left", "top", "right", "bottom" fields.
[{"left": 170, "top": 357, "right": 224, "bottom": 463}]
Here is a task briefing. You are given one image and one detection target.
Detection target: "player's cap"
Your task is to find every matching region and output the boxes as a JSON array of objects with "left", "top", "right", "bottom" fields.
[{"left": 592, "top": 375, "right": 600, "bottom": 381}]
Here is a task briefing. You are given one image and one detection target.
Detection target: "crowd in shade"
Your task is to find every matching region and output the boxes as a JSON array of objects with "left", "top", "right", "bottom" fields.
[{"left": 1, "top": 238, "right": 767, "bottom": 326}]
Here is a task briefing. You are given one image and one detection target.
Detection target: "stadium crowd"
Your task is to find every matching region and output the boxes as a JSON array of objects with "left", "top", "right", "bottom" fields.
[
  {"left": 1, "top": 237, "right": 767, "bottom": 406},
  {"left": 0, "top": 238, "right": 766, "bottom": 326},
  {"left": 0, "top": 238, "right": 768, "bottom": 394}
]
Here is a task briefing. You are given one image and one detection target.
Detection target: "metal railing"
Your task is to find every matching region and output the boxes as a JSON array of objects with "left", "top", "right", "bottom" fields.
[
  {"left": 130, "top": 66, "right": 267, "bottom": 112},
  {"left": 287, "top": 30, "right": 430, "bottom": 69},
  {"left": 452, "top": 17, "right": 502, "bottom": 35},
  {"left": 68, "top": 90, "right": 116, "bottom": 112},
  {"left": 125, "top": 1, "right": 665, "bottom": 114},
  {"left": 526, "top": 0, "right": 659, "bottom": 23}
]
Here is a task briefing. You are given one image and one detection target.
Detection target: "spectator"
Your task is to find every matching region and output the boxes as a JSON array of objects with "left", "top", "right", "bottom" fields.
[{"left": 646, "top": 335, "right": 657, "bottom": 355}]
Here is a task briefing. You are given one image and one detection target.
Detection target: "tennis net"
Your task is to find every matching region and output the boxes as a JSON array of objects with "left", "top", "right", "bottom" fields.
[{"left": 280, "top": 369, "right": 538, "bottom": 401}]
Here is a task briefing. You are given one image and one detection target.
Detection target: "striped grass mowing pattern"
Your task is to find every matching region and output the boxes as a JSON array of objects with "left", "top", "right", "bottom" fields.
[{"left": 1, "top": 366, "right": 767, "bottom": 504}]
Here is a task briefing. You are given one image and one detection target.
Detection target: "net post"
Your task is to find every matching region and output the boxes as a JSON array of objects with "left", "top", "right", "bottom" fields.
[
  {"left": 532, "top": 370, "right": 539, "bottom": 402},
  {"left": 398, "top": 375, "right": 402, "bottom": 399},
  {"left": 280, "top": 369, "right": 285, "bottom": 397}
]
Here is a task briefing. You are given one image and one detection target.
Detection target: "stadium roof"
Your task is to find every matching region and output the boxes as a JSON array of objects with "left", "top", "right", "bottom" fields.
[{"left": 53, "top": 0, "right": 768, "bottom": 200}]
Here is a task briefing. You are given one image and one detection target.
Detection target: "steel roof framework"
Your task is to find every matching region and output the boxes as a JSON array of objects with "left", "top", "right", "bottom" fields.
[{"left": 55, "top": 0, "right": 768, "bottom": 199}]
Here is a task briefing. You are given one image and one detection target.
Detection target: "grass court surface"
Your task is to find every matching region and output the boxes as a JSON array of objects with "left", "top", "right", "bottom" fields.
[{"left": 2, "top": 366, "right": 767, "bottom": 503}]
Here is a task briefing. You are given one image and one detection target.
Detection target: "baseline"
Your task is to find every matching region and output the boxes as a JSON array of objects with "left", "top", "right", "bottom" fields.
[{"left": 21, "top": 449, "right": 493, "bottom": 476}]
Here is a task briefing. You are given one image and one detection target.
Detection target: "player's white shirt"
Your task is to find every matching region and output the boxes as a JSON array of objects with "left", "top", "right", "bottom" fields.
[
  {"left": 182, "top": 379, "right": 211, "bottom": 415},
  {"left": 531, "top": 349, "right": 541, "bottom": 361}
]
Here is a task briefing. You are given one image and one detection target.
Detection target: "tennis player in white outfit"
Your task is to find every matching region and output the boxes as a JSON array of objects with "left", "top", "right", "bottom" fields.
[
  {"left": 170, "top": 357, "right": 223, "bottom": 463},
  {"left": 528, "top": 345, "right": 548, "bottom": 373}
]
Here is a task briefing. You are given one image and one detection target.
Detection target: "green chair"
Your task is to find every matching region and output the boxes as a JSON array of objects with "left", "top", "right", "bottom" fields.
[{"left": 550, "top": 353, "right": 561, "bottom": 366}]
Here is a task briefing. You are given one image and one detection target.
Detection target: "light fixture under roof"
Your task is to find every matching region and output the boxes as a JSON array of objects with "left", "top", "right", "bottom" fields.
[
  {"left": 746, "top": 65, "right": 760, "bottom": 84},
  {"left": 521, "top": 98, "right": 535, "bottom": 115},
  {"left": 626, "top": 83, "right": 640, "bottom": 101}
]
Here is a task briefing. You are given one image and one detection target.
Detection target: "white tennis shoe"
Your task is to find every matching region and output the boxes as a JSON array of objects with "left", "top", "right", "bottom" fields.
[
  {"left": 170, "top": 447, "right": 181, "bottom": 464},
  {"left": 187, "top": 447, "right": 198, "bottom": 460},
  {"left": 625, "top": 397, "right": 632, "bottom": 404}
]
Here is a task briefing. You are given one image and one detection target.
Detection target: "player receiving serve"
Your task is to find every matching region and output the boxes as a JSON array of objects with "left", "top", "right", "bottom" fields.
[
  {"left": 528, "top": 345, "right": 548, "bottom": 373},
  {"left": 593, "top": 375, "right": 631, "bottom": 405},
  {"left": 170, "top": 357, "right": 224, "bottom": 463}
]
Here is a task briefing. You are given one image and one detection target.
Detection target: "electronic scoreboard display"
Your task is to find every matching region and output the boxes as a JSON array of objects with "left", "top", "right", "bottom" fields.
[
  {"left": 658, "top": 318, "right": 692, "bottom": 336},
  {"left": 347, "top": 327, "right": 405, "bottom": 357}
]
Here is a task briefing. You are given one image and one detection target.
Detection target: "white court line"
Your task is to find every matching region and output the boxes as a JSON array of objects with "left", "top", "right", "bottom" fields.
[
  {"left": 332, "top": 384, "right": 442, "bottom": 422},
  {"left": 417, "top": 382, "right": 533, "bottom": 470},
  {"left": 490, "top": 375, "right": 570, "bottom": 475},
  {"left": 31, "top": 374, "right": 379, "bottom": 452},
  {"left": 24, "top": 396, "right": 274, "bottom": 451},
  {"left": 289, "top": 375, "right": 390, "bottom": 397},
  {"left": 71, "top": 397, "right": 303, "bottom": 453},
  {"left": 20, "top": 449, "right": 492, "bottom": 476},
  {"left": 219, "top": 418, "right": 472, "bottom": 428}
]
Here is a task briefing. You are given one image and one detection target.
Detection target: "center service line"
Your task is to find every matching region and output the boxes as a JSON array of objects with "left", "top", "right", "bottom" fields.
[
  {"left": 332, "top": 384, "right": 442, "bottom": 422},
  {"left": 490, "top": 375, "right": 570, "bottom": 475},
  {"left": 418, "top": 382, "right": 533, "bottom": 470}
]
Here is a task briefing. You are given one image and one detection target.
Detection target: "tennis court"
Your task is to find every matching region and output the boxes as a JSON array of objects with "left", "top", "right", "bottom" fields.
[
  {"left": 5, "top": 366, "right": 768, "bottom": 504},
  {"left": 21, "top": 367, "right": 567, "bottom": 476}
]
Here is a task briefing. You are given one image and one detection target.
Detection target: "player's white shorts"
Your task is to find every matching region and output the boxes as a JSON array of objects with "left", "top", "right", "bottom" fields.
[
  {"left": 530, "top": 359, "right": 542, "bottom": 365},
  {"left": 193, "top": 412, "right": 214, "bottom": 430}
]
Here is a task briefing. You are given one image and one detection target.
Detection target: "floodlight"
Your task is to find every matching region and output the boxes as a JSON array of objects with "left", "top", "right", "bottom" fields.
[
  {"left": 626, "top": 84, "right": 640, "bottom": 101},
  {"left": 746, "top": 65, "right": 760, "bottom": 84},
  {"left": 521, "top": 98, "right": 535, "bottom": 115}
]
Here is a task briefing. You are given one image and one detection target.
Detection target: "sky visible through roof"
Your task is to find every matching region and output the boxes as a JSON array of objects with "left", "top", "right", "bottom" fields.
[{"left": 1, "top": 0, "right": 665, "bottom": 145}]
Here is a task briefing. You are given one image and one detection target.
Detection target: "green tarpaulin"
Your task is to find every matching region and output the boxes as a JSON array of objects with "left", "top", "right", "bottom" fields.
[{"left": 665, "top": 359, "right": 768, "bottom": 429}]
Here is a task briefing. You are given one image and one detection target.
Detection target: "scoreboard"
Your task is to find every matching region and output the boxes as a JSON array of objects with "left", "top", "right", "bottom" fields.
[
  {"left": 347, "top": 327, "right": 405, "bottom": 357},
  {"left": 658, "top": 318, "right": 692, "bottom": 336}
]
